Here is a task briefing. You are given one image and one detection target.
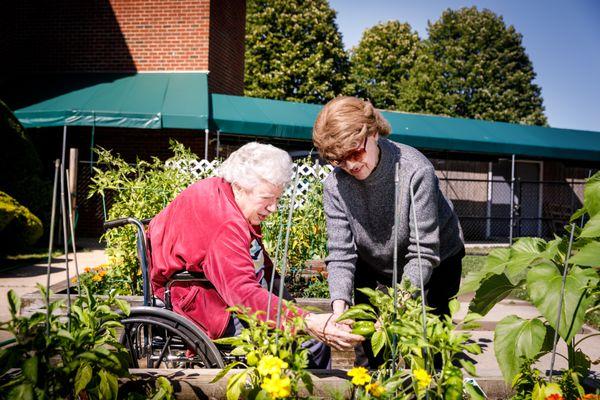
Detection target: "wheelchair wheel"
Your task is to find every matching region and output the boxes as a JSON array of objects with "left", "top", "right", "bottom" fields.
[{"left": 120, "top": 307, "right": 225, "bottom": 369}]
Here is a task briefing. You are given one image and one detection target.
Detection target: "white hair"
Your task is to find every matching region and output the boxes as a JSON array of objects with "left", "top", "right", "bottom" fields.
[{"left": 216, "top": 142, "right": 294, "bottom": 190}]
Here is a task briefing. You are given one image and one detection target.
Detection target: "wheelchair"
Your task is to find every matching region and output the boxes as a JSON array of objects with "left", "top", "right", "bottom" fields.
[{"left": 103, "top": 217, "right": 227, "bottom": 369}]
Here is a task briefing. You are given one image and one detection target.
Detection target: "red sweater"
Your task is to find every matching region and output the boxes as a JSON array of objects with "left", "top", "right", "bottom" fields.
[{"left": 147, "top": 177, "right": 302, "bottom": 339}]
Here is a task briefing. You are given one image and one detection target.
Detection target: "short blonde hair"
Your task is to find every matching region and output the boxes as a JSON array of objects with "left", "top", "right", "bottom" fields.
[
  {"left": 216, "top": 142, "right": 293, "bottom": 190},
  {"left": 313, "top": 96, "right": 391, "bottom": 162}
]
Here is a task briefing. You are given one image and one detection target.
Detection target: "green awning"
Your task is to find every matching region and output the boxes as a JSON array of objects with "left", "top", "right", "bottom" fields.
[
  {"left": 2, "top": 73, "right": 209, "bottom": 129},
  {"left": 211, "top": 94, "right": 600, "bottom": 162}
]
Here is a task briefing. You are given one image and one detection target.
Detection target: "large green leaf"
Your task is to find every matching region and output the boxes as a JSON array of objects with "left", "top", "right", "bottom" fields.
[
  {"left": 458, "top": 248, "right": 511, "bottom": 295},
  {"left": 569, "top": 241, "right": 600, "bottom": 266},
  {"left": 583, "top": 172, "right": 600, "bottom": 217},
  {"left": 579, "top": 213, "right": 600, "bottom": 238},
  {"left": 505, "top": 238, "right": 547, "bottom": 282},
  {"left": 494, "top": 316, "right": 547, "bottom": 382},
  {"left": 527, "top": 262, "right": 599, "bottom": 342},
  {"left": 468, "top": 273, "right": 519, "bottom": 316},
  {"left": 371, "top": 330, "right": 386, "bottom": 357}
]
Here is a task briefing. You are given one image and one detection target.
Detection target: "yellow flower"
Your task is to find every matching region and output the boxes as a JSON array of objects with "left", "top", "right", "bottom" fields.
[
  {"left": 92, "top": 274, "right": 102, "bottom": 282},
  {"left": 98, "top": 270, "right": 107, "bottom": 277},
  {"left": 413, "top": 368, "right": 432, "bottom": 390},
  {"left": 71, "top": 277, "right": 78, "bottom": 284},
  {"left": 261, "top": 373, "right": 291, "bottom": 399},
  {"left": 84, "top": 267, "right": 91, "bottom": 273},
  {"left": 257, "top": 355, "right": 288, "bottom": 377},
  {"left": 347, "top": 367, "right": 371, "bottom": 386},
  {"left": 366, "top": 381, "right": 386, "bottom": 397}
]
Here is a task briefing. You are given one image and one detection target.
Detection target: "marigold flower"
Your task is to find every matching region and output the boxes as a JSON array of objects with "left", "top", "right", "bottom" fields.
[
  {"left": 71, "top": 277, "right": 78, "bottom": 283},
  {"left": 413, "top": 368, "right": 432, "bottom": 390},
  {"left": 257, "top": 355, "right": 288, "bottom": 377},
  {"left": 84, "top": 267, "right": 91, "bottom": 273},
  {"left": 92, "top": 274, "right": 102, "bottom": 282},
  {"left": 580, "top": 395, "right": 600, "bottom": 400},
  {"left": 366, "top": 381, "right": 386, "bottom": 397},
  {"left": 546, "top": 394, "right": 564, "bottom": 400},
  {"left": 99, "top": 270, "right": 107, "bottom": 277},
  {"left": 347, "top": 366, "right": 371, "bottom": 386},
  {"left": 261, "top": 373, "right": 291, "bottom": 399}
]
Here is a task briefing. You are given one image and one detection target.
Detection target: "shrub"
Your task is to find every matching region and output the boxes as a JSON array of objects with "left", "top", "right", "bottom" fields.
[
  {"left": 0, "top": 99, "right": 51, "bottom": 233},
  {"left": 0, "top": 191, "right": 43, "bottom": 254},
  {"left": 88, "top": 140, "right": 200, "bottom": 294}
]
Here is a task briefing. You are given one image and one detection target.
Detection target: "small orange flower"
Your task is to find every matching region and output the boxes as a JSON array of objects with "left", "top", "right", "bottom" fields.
[
  {"left": 71, "top": 277, "right": 78, "bottom": 283},
  {"left": 580, "top": 395, "right": 600, "bottom": 400},
  {"left": 546, "top": 394, "right": 564, "bottom": 400},
  {"left": 84, "top": 267, "right": 91, "bottom": 273}
]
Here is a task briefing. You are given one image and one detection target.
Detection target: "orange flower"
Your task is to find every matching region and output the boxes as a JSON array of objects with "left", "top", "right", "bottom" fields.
[
  {"left": 84, "top": 267, "right": 91, "bottom": 273},
  {"left": 71, "top": 277, "right": 78, "bottom": 283},
  {"left": 92, "top": 274, "right": 102, "bottom": 282},
  {"left": 580, "top": 395, "right": 600, "bottom": 400},
  {"left": 546, "top": 394, "right": 564, "bottom": 400}
]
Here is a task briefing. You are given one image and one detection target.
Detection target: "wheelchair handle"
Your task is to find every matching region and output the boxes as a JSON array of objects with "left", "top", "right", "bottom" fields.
[{"left": 104, "top": 217, "right": 152, "bottom": 231}]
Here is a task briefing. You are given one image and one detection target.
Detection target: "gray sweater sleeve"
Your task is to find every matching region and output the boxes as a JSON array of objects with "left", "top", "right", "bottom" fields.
[
  {"left": 403, "top": 166, "right": 441, "bottom": 287},
  {"left": 323, "top": 182, "right": 356, "bottom": 305}
]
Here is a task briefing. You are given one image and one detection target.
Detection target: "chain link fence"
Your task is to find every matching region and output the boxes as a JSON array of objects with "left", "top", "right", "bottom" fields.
[{"left": 75, "top": 159, "right": 594, "bottom": 242}]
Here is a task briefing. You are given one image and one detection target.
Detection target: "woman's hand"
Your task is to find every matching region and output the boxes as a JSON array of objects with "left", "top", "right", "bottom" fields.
[{"left": 304, "top": 312, "right": 364, "bottom": 351}]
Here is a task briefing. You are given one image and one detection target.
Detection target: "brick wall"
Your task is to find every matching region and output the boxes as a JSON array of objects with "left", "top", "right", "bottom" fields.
[
  {"left": 4, "top": 0, "right": 246, "bottom": 94},
  {"left": 208, "top": 0, "right": 246, "bottom": 94}
]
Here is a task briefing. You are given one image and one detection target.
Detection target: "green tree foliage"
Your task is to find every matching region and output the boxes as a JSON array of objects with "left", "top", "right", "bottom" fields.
[
  {"left": 0, "top": 99, "right": 51, "bottom": 228},
  {"left": 345, "top": 21, "right": 420, "bottom": 109},
  {"left": 244, "top": 0, "right": 349, "bottom": 103},
  {"left": 398, "top": 7, "right": 547, "bottom": 125}
]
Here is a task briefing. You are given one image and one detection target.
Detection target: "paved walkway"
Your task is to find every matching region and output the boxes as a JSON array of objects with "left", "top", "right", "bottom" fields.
[{"left": 1, "top": 241, "right": 598, "bottom": 382}]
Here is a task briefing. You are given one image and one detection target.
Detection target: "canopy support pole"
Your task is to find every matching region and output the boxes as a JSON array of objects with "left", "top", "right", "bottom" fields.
[
  {"left": 204, "top": 129, "right": 209, "bottom": 160},
  {"left": 216, "top": 130, "right": 221, "bottom": 159},
  {"left": 509, "top": 154, "right": 516, "bottom": 244}
]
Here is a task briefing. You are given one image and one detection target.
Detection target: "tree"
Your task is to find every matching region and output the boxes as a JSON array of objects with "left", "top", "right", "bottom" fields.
[
  {"left": 345, "top": 21, "right": 420, "bottom": 109},
  {"left": 398, "top": 7, "right": 547, "bottom": 125},
  {"left": 244, "top": 0, "right": 349, "bottom": 104}
]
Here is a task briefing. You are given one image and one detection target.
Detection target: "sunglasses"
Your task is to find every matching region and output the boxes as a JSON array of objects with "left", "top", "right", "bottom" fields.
[{"left": 329, "top": 136, "right": 369, "bottom": 167}]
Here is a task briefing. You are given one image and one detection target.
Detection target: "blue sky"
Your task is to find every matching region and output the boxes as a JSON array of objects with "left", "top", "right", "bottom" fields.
[{"left": 328, "top": 0, "right": 600, "bottom": 133}]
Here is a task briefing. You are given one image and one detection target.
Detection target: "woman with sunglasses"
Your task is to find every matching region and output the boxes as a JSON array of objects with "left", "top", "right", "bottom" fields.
[{"left": 312, "top": 96, "right": 465, "bottom": 368}]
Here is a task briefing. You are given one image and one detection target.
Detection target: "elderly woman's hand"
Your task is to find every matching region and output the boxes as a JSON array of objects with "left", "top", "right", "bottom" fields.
[{"left": 304, "top": 313, "right": 364, "bottom": 351}]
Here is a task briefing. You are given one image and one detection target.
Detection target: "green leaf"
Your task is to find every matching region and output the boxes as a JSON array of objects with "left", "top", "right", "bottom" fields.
[
  {"left": 210, "top": 361, "right": 243, "bottom": 383},
  {"left": 7, "top": 290, "right": 21, "bottom": 317},
  {"left": 494, "top": 316, "right": 547, "bottom": 383},
  {"left": 580, "top": 213, "right": 600, "bottom": 238},
  {"left": 22, "top": 356, "right": 38, "bottom": 385},
  {"left": 300, "top": 371, "right": 314, "bottom": 395},
  {"left": 463, "top": 379, "right": 486, "bottom": 400},
  {"left": 8, "top": 383, "right": 34, "bottom": 400},
  {"left": 459, "top": 359, "right": 478, "bottom": 377},
  {"left": 448, "top": 299, "right": 460, "bottom": 318},
  {"left": 230, "top": 346, "right": 248, "bottom": 356},
  {"left": 226, "top": 370, "right": 248, "bottom": 400},
  {"left": 506, "top": 238, "right": 547, "bottom": 281},
  {"left": 337, "top": 308, "right": 376, "bottom": 322},
  {"left": 468, "top": 273, "right": 519, "bottom": 316},
  {"left": 527, "top": 262, "right": 599, "bottom": 342},
  {"left": 75, "top": 362, "right": 93, "bottom": 396},
  {"left": 583, "top": 171, "right": 600, "bottom": 217},
  {"left": 114, "top": 299, "right": 131, "bottom": 316},
  {"left": 213, "top": 337, "right": 243, "bottom": 346},
  {"left": 371, "top": 330, "right": 385, "bottom": 357},
  {"left": 569, "top": 241, "right": 600, "bottom": 266}
]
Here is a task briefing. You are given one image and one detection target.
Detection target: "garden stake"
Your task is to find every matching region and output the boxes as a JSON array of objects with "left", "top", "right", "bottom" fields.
[
  {"left": 410, "top": 183, "right": 430, "bottom": 377},
  {"left": 45, "top": 159, "right": 60, "bottom": 335},
  {"left": 65, "top": 169, "right": 81, "bottom": 294},
  {"left": 267, "top": 202, "right": 285, "bottom": 322},
  {"left": 391, "top": 162, "right": 401, "bottom": 373},
  {"left": 59, "top": 159, "right": 72, "bottom": 329},
  {"left": 275, "top": 171, "right": 300, "bottom": 337},
  {"left": 548, "top": 222, "right": 576, "bottom": 381}
]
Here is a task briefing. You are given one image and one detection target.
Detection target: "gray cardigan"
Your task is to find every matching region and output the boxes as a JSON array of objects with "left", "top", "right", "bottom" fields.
[{"left": 323, "top": 138, "right": 464, "bottom": 305}]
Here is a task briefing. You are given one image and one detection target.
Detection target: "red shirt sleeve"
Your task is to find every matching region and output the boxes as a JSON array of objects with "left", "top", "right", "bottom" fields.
[{"left": 203, "top": 219, "right": 306, "bottom": 324}]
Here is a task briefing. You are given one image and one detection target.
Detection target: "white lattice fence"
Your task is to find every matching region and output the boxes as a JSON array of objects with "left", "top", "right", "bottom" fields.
[{"left": 166, "top": 159, "right": 334, "bottom": 206}]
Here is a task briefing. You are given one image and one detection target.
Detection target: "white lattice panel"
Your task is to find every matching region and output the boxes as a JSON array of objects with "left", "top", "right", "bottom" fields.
[{"left": 167, "top": 159, "right": 334, "bottom": 206}]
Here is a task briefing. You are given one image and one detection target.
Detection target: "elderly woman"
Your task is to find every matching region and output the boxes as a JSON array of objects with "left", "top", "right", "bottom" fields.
[
  {"left": 312, "top": 97, "right": 464, "bottom": 367},
  {"left": 147, "top": 142, "right": 363, "bottom": 365}
]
